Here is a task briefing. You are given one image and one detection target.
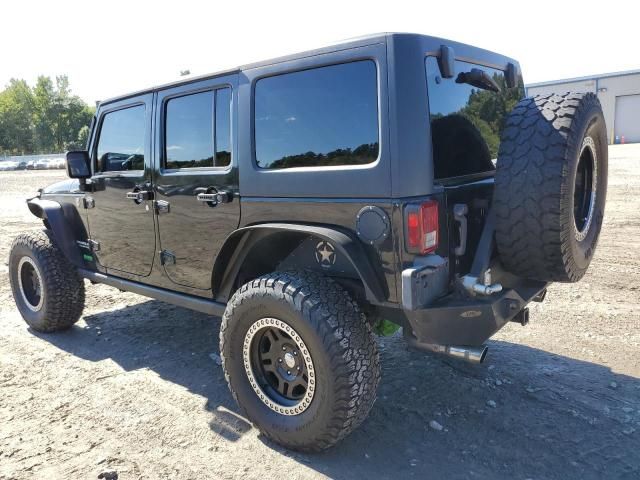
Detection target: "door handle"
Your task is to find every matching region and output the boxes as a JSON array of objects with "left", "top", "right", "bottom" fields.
[
  {"left": 195, "top": 188, "right": 231, "bottom": 207},
  {"left": 453, "top": 203, "right": 468, "bottom": 256},
  {"left": 126, "top": 190, "right": 153, "bottom": 202}
]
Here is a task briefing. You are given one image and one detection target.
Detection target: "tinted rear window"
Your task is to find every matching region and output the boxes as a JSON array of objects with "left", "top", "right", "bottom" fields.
[
  {"left": 425, "top": 57, "right": 524, "bottom": 179},
  {"left": 165, "top": 91, "right": 214, "bottom": 169},
  {"left": 255, "top": 60, "right": 379, "bottom": 169},
  {"left": 164, "top": 87, "right": 232, "bottom": 170},
  {"left": 215, "top": 88, "right": 232, "bottom": 167}
]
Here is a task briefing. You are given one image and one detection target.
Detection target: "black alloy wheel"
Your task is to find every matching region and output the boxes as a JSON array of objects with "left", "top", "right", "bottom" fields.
[{"left": 244, "top": 317, "right": 315, "bottom": 415}]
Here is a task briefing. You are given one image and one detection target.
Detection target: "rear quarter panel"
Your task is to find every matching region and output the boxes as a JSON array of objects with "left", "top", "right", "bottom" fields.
[{"left": 237, "top": 41, "right": 398, "bottom": 302}]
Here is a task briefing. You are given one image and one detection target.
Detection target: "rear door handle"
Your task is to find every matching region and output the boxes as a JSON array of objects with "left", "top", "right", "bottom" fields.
[
  {"left": 453, "top": 204, "right": 468, "bottom": 256},
  {"left": 196, "top": 193, "right": 218, "bottom": 202},
  {"left": 195, "top": 188, "right": 231, "bottom": 206}
]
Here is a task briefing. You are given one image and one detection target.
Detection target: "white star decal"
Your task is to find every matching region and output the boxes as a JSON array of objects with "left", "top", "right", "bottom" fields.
[{"left": 315, "top": 241, "right": 336, "bottom": 266}]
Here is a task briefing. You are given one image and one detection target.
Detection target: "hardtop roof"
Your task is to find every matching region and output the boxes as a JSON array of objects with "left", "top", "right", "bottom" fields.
[{"left": 99, "top": 33, "right": 517, "bottom": 106}]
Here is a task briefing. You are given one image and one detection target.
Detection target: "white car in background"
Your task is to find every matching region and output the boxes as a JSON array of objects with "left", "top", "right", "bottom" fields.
[
  {"left": 51, "top": 158, "right": 66, "bottom": 169},
  {"left": 0, "top": 161, "right": 17, "bottom": 171}
]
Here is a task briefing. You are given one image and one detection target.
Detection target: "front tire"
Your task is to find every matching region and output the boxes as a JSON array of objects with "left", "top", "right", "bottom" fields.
[
  {"left": 220, "top": 271, "right": 380, "bottom": 451},
  {"left": 9, "top": 230, "right": 85, "bottom": 332}
]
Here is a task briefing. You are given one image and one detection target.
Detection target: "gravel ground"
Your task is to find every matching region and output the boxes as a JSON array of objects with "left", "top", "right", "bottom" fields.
[{"left": 1, "top": 145, "right": 639, "bottom": 480}]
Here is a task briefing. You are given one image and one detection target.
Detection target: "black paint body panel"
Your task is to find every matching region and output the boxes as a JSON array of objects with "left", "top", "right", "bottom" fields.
[{"left": 239, "top": 198, "right": 399, "bottom": 303}]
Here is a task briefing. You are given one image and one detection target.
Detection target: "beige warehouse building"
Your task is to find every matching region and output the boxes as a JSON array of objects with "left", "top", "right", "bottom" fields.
[{"left": 527, "top": 69, "right": 640, "bottom": 144}]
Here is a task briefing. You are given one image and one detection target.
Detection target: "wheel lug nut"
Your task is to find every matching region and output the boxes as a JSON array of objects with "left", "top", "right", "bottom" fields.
[
  {"left": 282, "top": 346, "right": 286, "bottom": 351},
  {"left": 287, "top": 370, "right": 291, "bottom": 375},
  {"left": 278, "top": 358, "right": 282, "bottom": 363},
  {"left": 293, "top": 351, "right": 297, "bottom": 356}
]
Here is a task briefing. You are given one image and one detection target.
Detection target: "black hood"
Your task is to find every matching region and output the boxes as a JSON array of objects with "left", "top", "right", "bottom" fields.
[{"left": 41, "top": 178, "right": 80, "bottom": 194}]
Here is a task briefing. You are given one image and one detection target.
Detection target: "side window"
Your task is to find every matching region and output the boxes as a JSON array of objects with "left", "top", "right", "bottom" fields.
[
  {"left": 215, "top": 88, "right": 231, "bottom": 167},
  {"left": 254, "top": 60, "right": 379, "bottom": 169},
  {"left": 96, "top": 105, "right": 146, "bottom": 172},
  {"left": 164, "top": 87, "right": 232, "bottom": 170}
]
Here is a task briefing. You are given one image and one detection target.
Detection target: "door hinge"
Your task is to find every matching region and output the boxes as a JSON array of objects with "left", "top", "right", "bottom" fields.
[
  {"left": 160, "top": 250, "right": 176, "bottom": 266},
  {"left": 83, "top": 196, "right": 95, "bottom": 209},
  {"left": 155, "top": 200, "right": 170, "bottom": 214},
  {"left": 88, "top": 239, "right": 101, "bottom": 252}
]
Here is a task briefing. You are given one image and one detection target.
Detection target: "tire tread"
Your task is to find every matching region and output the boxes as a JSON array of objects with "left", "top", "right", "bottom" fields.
[
  {"left": 494, "top": 92, "right": 605, "bottom": 282},
  {"left": 220, "top": 270, "right": 380, "bottom": 452},
  {"left": 9, "top": 230, "right": 85, "bottom": 331}
]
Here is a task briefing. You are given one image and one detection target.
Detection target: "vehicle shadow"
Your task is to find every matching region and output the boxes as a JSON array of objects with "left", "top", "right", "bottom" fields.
[{"left": 36, "top": 298, "right": 640, "bottom": 480}]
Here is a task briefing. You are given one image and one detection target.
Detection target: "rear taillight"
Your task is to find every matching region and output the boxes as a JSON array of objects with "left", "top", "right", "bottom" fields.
[{"left": 405, "top": 200, "right": 439, "bottom": 255}]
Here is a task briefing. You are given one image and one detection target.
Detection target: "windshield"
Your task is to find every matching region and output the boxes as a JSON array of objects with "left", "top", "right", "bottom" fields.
[{"left": 425, "top": 56, "right": 525, "bottom": 179}]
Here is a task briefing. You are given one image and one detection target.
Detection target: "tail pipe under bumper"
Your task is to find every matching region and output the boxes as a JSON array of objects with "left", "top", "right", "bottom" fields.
[
  {"left": 401, "top": 279, "right": 548, "bottom": 362},
  {"left": 405, "top": 335, "right": 488, "bottom": 364}
]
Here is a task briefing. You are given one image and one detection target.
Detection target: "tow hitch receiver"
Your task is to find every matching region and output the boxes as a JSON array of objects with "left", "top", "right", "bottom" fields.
[{"left": 511, "top": 307, "right": 529, "bottom": 326}]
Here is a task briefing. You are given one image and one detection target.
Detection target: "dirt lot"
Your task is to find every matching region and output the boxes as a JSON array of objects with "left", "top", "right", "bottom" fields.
[{"left": 1, "top": 146, "right": 639, "bottom": 480}]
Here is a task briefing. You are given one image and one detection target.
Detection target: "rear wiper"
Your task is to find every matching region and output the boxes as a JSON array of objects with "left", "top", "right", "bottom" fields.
[{"left": 455, "top": 68, "right": 501, "bottom": 92}]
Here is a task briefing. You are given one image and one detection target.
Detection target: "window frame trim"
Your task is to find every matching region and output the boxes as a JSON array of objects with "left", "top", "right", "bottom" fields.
[
  {"left": 92, "top": 101, "right": 147, "bottom": 175},
  {"left": 251, "top": 58, "right": 382, "bottom": 172},
  {"left": 160, "top": 84, "right": 233, "bottom": 173}
]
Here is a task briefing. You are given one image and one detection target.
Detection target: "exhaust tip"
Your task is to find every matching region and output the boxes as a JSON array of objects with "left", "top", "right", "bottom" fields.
[
  {"left": 444, "top": 344, "right": 488, "bottom": 364},
  {"left": 478, "top": 346, "right": 488, "bottom": 364},
  {"left": 405, "top": 337, "right": 489, "bottom": 364},
  {"left": 461, "top": 345, "right": 488, "bottom": 364}
]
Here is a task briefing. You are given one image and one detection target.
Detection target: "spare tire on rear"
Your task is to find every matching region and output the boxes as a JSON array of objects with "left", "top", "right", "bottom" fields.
[{"left": 494, "top": 92, "right": 608, "bottom": 283}]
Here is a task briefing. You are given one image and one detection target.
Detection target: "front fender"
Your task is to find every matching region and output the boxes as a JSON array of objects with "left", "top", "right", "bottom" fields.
[
  {"left": 213, "top": 223, "right": 387, "bottom": 304},
  {"left": 26, "top": 197, "right": 88, "bottom": 268}
]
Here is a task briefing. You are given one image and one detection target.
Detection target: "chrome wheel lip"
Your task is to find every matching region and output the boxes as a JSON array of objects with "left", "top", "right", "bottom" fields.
[
  {"left": 574, "top": 136, "right": 598, "bottom": 242},
  {"left": 17, "top": 256, "right": 44, "bottom": 312},
  {"left": 243, "top": 317, "right": 315, "bottom": 416}
]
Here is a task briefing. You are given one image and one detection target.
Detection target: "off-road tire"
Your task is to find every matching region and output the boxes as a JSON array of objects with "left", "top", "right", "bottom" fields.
[
  {"left": 220, "top": 270, "right": 380, "bottom": 452},
  {"left": 9, "top": 230, "right": 85, "bottom": 331},
  {"left": 494, "top": 92, "right": 608, "bottom": 282}
]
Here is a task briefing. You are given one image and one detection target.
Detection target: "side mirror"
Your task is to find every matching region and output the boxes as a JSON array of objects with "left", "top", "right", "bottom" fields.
[{"left": 65, "top": 151, "right": 91, "bottom": 179}]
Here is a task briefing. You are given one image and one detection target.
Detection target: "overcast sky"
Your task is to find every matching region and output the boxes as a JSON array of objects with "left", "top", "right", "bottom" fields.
[{"left": 1, "top": 0, "right": 636, "bottom": 104}]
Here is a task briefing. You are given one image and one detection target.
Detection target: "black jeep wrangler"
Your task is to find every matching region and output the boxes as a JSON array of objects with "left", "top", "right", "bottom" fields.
[{"left": 9, "top": 33, "right": 607, "bottom": 451}]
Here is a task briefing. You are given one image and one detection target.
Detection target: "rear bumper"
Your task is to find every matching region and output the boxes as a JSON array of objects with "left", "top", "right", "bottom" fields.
[{"left": 402, "top": 280, "right": 547, "bottom": 347}]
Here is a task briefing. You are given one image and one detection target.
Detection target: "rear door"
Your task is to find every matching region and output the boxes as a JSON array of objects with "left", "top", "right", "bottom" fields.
[
  {"left": 153, "top": 74, "right": 239, "bottom": 290},
  {"left": 86, "top": 95, "right": 156, "bottom": 276}
]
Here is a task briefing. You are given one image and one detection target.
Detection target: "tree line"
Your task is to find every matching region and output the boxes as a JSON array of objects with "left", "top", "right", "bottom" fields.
[
  {"left": 0, "top": 76, "right": 94, "bottom": 156},
  {"left": 266, "top": 142, "right": 379, "bottom": 169},
  {"left": 458, "top": 73, "right": 524, "bottom": 159}
]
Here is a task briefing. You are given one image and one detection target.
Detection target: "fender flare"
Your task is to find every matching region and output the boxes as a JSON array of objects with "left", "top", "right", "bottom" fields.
[
  {"left": 26, "top": 197, "right": 87, "bottom": 268},
  {"left": 212, "top": 223, "right": 387, "bottom": 304}
]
